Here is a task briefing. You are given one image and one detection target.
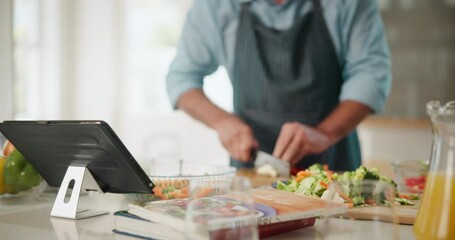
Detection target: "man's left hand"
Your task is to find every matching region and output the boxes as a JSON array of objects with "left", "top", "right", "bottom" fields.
[{"left": 272, "top": 122, "right": 331, "bottom": 166}]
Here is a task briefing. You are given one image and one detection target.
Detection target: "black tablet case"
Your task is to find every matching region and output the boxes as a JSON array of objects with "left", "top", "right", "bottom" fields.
[{"left": 0, "top": 120, "right": 154, "bottom": 194}]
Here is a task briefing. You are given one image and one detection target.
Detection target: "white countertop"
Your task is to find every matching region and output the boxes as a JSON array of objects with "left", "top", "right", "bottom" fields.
[{"left": 0, "top": 192, "right": 416, "bottom": 240}]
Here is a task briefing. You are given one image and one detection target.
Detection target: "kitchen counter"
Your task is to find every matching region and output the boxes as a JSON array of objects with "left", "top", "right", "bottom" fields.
[
  {"left": 0, "top": 191, "right": 416, "bottom": 240},
  {"left": 0, "top": 168, "right": 417, "bottom": 239}
]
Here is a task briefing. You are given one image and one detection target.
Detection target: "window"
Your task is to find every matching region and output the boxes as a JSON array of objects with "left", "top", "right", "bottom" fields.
[
  {"left": 13, "top": 0, "right": 42, "bottom": 119},
  {"left": 125, "top": 0, "right": 232, "bottom": 115}
]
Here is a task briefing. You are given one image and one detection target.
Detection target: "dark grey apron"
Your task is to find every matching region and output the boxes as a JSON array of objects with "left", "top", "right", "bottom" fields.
[{"left": 230, "top": 0, "right": 361, "bottom": 171}]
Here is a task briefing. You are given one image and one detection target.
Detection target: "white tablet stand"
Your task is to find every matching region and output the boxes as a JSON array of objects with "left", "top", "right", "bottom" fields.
[{"left": 50, "top": 165, "right": 108, "bottom": 220}]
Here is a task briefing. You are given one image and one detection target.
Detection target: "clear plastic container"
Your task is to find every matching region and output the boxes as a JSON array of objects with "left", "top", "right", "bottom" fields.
[
  {"left": 129, "top": 162, "right": 237, "bottom": 202},
  {"left": 391, "top": 160, "right": 429, "bottom": 194}
]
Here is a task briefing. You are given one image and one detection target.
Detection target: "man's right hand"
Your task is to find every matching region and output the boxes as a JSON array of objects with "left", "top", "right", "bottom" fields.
[
  {"left": 176, "top": 89, "right": 258, "bottom": 162},
  {"left": 213, "top": 115, "right": 258, "bottom": 162}
]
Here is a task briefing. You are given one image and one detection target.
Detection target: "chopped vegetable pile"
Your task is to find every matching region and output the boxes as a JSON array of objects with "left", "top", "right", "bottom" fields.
[
  {"left": 153, "top": 179, "right": 189, "bottom": 200},
  {"left": 276, "top": 164, "right": 418, "bottom": 207}
]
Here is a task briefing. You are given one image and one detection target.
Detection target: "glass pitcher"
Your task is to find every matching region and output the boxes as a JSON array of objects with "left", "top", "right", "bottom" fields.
[{"left": 414, "top": 101, "right": 455, "bottom": 240}]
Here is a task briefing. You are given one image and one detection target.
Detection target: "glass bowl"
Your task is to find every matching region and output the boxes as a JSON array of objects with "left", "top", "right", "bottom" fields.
[
  {"left": 129, "top": 162, "right": 237, "bottom": 202},
  {"left": 391, "top": 160, "right": 429, "bottom": 194},
  {"left": 0, "top": 181, "right": 47, "bottom": 203}
]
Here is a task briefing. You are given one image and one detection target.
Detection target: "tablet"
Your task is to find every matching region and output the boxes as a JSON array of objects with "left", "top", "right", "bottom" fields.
[{"left": 0, "top": 120, "right": 154, "bottom": 194}]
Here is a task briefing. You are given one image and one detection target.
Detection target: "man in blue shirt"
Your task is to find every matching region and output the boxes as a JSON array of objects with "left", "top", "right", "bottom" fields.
[{"left": 166, "top": 0, "right": 391, "bottom": 171}]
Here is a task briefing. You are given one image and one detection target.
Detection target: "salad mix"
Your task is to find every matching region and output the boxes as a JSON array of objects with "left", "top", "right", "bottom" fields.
[{"left": 276, "top": 164, "right": 417, "bottom": 207}]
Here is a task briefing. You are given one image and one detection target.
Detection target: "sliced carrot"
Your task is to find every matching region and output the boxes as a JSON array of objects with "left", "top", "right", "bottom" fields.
[
  {"left": 153, "top": 187, "right": 165, "bottom": 198},
  {"left": 398, "top": 193, "right": 412, "bottom": 200},
  {"left": 295, "top": 176, "right": 306, "bottom": 182},
  {"left": 297, "top": 171, "right": 311, "bottom": 178},
  {"left": 336, "top": 190, "right": 353, "bottom": 203},
  {"left": 320, "top": 181, "right": 329, "bottom": 189},
  {"left": 181, "top": 188, "right": 189, "bottom": 196},
  {"left": 345, "top": 202, "right": 354, "bottom": 208},
  {"left": 158, "top": 180, "right": 169, "bottom": 188}
]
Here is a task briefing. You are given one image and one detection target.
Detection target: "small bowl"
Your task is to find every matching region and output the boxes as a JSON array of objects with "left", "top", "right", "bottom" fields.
[
  {"left": 391, "top": 160, "right": 429, "bottom": 194},
  {"left": 129, "top": 163, "right": 237, "bottom": 202}
]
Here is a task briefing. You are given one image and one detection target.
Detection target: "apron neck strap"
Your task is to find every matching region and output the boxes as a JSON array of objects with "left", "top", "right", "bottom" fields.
[{"left": 312, "top": 0, "right": 322, "bottom": 13}]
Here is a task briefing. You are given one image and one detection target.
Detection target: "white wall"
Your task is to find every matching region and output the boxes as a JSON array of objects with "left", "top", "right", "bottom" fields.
[
  {"left": 59, "top": 0, "right": 122, "bottom": 125},
  {"left": 118, "top": 111, "right": 229, "bottom": 167},
  {"left": 0, "top": 0, "right": 14, "bottom": 121},
  {"left": 359, "top": 123, "right": 432, "bottom": 163},
  {"left": 72, "top": 0, "right": 122, "bottom": 123},
  {"left": 39, "top": 0, "right": 62, "bottom": 119}
]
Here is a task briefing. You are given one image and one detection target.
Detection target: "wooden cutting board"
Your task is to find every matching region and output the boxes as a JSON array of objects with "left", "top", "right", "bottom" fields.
[
  {"left": 236, "top": 168, "right": 419, "bottom": 225},
  {"left": 342, "top": 204, "right": 419, "bottom": 225},
  {"left": 236, "top": 168, "right": 287, "bottom": 188}
]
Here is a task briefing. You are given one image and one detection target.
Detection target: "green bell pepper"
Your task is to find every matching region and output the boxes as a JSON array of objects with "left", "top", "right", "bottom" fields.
[{"left": 3, "top": 149, "right": 42, "bottom": 194}]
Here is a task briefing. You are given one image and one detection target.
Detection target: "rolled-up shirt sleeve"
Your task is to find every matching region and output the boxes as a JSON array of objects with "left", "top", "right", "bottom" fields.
[
  {"left": 339, "top": 0, "right": 392, "bottom": 113},
  {"left": 166, "top": 0, "right": 220, "bottom": 109}
]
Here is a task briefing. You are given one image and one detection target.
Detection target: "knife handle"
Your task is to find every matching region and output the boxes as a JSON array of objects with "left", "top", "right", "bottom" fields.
[{"left": 250, "top": 149, "right": 258, "bottom": 162}]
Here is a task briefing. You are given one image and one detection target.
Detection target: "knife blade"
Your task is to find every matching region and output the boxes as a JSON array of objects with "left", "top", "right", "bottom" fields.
[{"left": 253, "top": 150, "right": 290, "bottom": 177}]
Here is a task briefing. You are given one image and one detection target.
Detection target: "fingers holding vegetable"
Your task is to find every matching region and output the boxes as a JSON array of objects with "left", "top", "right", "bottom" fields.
[{"left": 273, "top": 122, "right": 331, "bottom": 166}]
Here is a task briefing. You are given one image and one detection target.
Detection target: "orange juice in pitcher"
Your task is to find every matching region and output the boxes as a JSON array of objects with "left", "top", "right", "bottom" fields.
[
  {"left": 414, "top": 173, "right": 455, "bottom": 239},
  {"left": 414, "top": 101, "right": 455, "bottom": 240}
]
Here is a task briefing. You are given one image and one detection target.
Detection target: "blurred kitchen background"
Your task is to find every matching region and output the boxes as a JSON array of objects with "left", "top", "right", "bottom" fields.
[{"left": 0, "top": 0, "right": 454, "bottom": 173}]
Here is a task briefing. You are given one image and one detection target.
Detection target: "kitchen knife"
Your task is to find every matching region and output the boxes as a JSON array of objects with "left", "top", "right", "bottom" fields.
[{"left": 253, "top": 150, "right": 290, "bottom": 177}]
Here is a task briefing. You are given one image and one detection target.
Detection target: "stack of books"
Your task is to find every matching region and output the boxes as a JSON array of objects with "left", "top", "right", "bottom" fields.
[{"left": 113, "top": 188, "right": 347, "bottom": 239}]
